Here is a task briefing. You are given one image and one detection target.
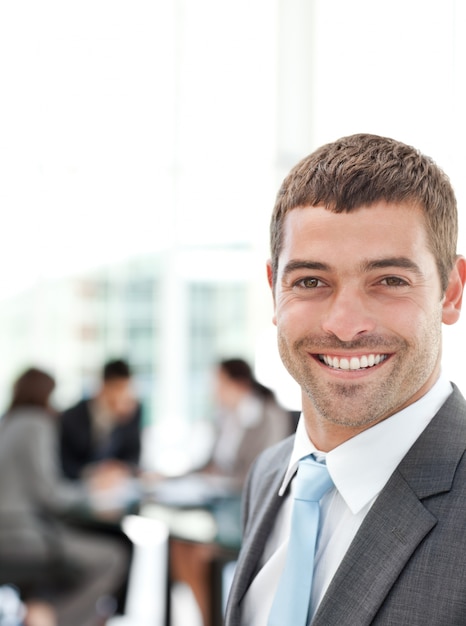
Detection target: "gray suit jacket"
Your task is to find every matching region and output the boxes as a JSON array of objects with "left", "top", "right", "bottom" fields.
[
  {"left": 0, "top": 408, "right": 87, "bottom": 560},
  {"left": 225, "top": 385, "right": 466, "bottom": 625}
]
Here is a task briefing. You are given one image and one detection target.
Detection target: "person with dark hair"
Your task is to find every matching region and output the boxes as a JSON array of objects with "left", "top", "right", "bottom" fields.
[
  {"left": 103, "top": 359, "right": 132, "bottom": 381},
  {"left": 208, "top": 358, "right": 291, "bottom": 484},
  {"left": 8, "top": 367, "right": 56, "bottom": 411},
  {"left": 225, "top": 134, "right": 466, "bottom": 626},
  {"left": 170, "top": 358, "right": 291, "bottom": 626},
  {"left": 0, "top": 367, "right": 128, "bottom": 626},
  {"left": 60, "top": 359, "right": 142, "bottom": 481}
]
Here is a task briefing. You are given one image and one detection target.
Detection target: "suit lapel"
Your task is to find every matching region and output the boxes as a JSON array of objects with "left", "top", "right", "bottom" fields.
[
  {"left": 313, "top": 386, "right": 466, "bottom": 625},
  {"left": 226, "top": 440, "right": 293, "bottom": 625},
  {"left": 312, "top": 470, "right": 436, "bottom": 625},
  {"left": 232, "top": 468, "right": 285, "bottom": 604}
]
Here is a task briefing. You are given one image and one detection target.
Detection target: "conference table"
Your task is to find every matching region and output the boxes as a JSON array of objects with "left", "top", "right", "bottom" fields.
[
  {"left": 141, "top": 472, "right": 242, "bottom": 626},
  {"left": 69, "top": 472, "right": 242, "bottom": 626}
]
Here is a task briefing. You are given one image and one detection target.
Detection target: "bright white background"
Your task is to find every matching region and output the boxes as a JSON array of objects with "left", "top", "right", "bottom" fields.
[{"left": 0, "top": 0, "right": 465, "bottom": 410}]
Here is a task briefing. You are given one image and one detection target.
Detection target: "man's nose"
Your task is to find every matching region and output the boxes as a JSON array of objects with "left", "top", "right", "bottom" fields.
[{"left": 320, "top": 287, "right": 377, "bottom": 342}]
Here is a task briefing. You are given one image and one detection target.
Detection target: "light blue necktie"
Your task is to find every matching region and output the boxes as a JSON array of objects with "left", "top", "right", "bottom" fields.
[{"left": 267, "top": 455, "right": 333, "bottom": 626}]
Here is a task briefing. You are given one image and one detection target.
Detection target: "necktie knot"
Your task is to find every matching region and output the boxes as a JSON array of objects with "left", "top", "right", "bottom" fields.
[{"left": 294, "top": 455, "right": 333, "bottom": 502}]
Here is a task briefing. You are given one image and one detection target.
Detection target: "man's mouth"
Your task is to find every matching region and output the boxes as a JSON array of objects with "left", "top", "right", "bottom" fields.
[{"left": 318, "top": 354, "right": 389, "bottom": 371}]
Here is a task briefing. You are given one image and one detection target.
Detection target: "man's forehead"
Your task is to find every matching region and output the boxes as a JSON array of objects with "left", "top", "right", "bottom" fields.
[
  {"left": 281, "top": 201, "right": 427, "bottom": 237},
  {"left": 278, "top": 203, "right": 434, "bottom": 269}
]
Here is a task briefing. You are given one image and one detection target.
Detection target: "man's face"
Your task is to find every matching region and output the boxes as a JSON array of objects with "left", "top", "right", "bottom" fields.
[
  {"left": 268, "top": 201, "right": 463, "bottom": 444},
  {"left": 101, "top": 378, "right": 137, "bottom": 421}
]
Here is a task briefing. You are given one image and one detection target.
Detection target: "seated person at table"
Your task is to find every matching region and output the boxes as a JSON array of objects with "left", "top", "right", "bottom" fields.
[
  {"left": 60, "top": 359, "right": 142, "bottom": 483},
  {"left": 170, "top": 358, "right": 292, "bottom": 626},
  {"left": 0, "top": 367, "right": 129, "bottom": 626}
]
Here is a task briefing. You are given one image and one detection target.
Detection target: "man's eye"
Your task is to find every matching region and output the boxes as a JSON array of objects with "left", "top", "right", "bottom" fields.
[
  {"left": 297, "top": 277, "right": 321, "bottom": 288},
  {"left": 381, "top": 276, "right": 408, "bottom": 287}
]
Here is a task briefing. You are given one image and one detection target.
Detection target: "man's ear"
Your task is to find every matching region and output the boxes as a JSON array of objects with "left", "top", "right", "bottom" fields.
[
  {"left": 266, "top": 260, "right": 277, "bottom": 326},
  {"left": 442, "top": 256, "right": 466, "bottom": 325},
  {"left": 266, "top": 260, "right": 274, "bottom": 289}
]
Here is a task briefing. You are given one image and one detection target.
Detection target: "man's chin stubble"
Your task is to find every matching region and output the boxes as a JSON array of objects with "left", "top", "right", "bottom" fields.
[{"left": 303, "top": 382, "right": 388, "bottom": 429}]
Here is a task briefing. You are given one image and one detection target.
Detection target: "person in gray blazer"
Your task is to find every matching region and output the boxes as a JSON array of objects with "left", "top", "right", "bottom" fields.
[
  {"left": 0, "top": 367, "right": 129, "bottom": 626},
  {"left": 225, "top": 133, "right": 466, "bottom": 626},
  {"left": 208, "top": 358, "right": 292, "bottom": 486}
]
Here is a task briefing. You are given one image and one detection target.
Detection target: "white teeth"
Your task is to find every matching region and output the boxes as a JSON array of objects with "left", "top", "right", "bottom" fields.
[{"left": 320, "top": 354, "right": 387, "bottom": 371}]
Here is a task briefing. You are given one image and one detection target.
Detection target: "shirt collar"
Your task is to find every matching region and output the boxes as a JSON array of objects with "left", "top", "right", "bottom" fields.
[{"left": 279, "top": 374, "right": 453, "bottom": 514}]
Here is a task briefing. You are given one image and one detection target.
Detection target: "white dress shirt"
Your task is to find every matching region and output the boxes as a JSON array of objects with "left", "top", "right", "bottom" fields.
[{"left": 241, "top": 374, "right": 453, "bottom": 626}]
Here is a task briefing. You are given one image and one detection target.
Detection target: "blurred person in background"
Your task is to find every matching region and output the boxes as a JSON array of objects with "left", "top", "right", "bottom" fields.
[
  {"left": 60, "top": 359, "right": 142, "bottom": 485},
  {"left": 206, "top": 357, "right": 292, "bottom": 485},
  {"left": 171, "top": 357, "right": 292, "bottom": 626},
  {"left": 0, "top": 367, "right": 129, "bottom": 626}
]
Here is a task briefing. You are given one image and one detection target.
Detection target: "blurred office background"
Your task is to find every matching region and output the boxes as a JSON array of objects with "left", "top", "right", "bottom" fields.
[{"left": 1, "top": 0, "right": 466, "bottom": 473}]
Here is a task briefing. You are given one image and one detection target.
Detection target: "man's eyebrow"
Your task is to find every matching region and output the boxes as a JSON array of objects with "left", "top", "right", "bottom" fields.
[
  {"left": 281, "top": 257, "right": 424, "bottom": 277},
  {"left": 363, "top": 257, "right": 424, "bottom": 275},
  {"left": 281, "top": 260, "right": 331, "bottom": 276}
]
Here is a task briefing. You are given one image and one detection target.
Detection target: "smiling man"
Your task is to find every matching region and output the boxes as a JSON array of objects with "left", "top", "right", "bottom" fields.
[{"left": 225, "top": 134, "right": 466, "bottom": 626}]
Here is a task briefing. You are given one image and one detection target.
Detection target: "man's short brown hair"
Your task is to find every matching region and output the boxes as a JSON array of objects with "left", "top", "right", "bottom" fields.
[{"left": 270, "top": 133, "right": 458, "bottom": 292}]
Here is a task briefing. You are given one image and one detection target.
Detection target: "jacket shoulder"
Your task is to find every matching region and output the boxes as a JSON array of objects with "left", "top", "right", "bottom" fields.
[
  {"left": 249, "top": 435, "right": 294, "bottom": 477},
  {"left": 241, "top": 435, "right": 294, "bottom": 532},
  {"left": 60, "top": 398, "right": 90, "bottom": 421}
]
